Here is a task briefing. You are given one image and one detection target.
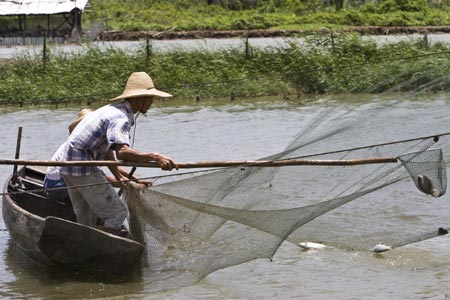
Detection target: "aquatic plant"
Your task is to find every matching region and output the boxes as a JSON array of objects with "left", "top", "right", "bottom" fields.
[{"left": 1, "top": 34, "right": 450, "bottom": 105}]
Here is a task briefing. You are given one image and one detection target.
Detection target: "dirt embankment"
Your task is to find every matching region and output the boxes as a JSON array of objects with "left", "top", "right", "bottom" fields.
[{"left": 97, "top": 26, "right": 450, "bottom": 41}]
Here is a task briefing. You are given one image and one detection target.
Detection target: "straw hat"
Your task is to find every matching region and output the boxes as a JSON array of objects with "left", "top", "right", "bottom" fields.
[
  {"left": 68, "top": 108, "right": 92, "bottom": 133},
  {"left": 110, "top": 72, "right": 172, "bottom": 102}
]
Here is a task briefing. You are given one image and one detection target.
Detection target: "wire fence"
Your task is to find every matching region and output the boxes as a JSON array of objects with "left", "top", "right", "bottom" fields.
[
  {"left": 1, "top": 31, "right": 450, "bottom": 107},
  {"left": 1, "top": 47, "right": 450, "bottom": 107},
  {"left": 0, "top": 36, "right": 66, "bottom": 46}
]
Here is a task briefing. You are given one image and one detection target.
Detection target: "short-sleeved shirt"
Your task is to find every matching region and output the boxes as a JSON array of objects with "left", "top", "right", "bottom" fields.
[
  {"left": 46, "top": 142, "right": 66, "bottom": 181},
  {"left": 57, "top": 101, "right": 135, "bottom": 176}
]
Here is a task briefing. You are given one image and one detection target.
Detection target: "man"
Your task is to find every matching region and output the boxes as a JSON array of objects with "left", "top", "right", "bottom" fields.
[
  {"left": 55, "top": 71, "right": 177, "bottom": 237},
  {"left": 45, "top": 108, "right": 145, "bottom": 202}
]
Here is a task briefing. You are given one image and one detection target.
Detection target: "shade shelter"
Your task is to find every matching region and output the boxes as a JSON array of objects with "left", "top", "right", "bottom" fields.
[{"left": 0, "top": 0, "right": 89, "bottom": 39}]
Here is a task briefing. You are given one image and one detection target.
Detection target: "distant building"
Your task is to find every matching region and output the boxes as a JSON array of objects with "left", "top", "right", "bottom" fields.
[{"left": 0, "top": 0, "right": 89, "bottom": 42}]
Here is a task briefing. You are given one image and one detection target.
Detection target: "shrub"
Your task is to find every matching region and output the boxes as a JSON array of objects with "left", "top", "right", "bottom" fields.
[{"left": 379, "top": 0, "right": 429, "bottom": 12}]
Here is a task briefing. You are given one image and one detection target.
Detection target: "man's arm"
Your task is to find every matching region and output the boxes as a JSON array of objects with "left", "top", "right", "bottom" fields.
[
  {"left": 104, "top": 149, "right": 127, "bottom": 187},
  {"left": 114, "top": 144, "right": 178, "bottom": 171},
  {"left": 104, "top": 149, "right": 123, "bottom": 179},
  {"left": 118, "top": 166, "right": 152, "bottom": 188}
]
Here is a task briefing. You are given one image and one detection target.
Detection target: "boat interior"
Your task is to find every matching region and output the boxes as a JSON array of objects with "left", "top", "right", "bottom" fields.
[{"left": 7, "top": 166, "right": 76, "bottom": 221}]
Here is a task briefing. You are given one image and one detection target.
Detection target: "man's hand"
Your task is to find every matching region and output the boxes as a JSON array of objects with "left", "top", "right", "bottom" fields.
[
  {"left": 114, "top": 144, "right": 178, "bottom": 171},
  {"left": 153, "top": 153, "right": 178, "bottom": 171},
  {"left": 129, "top": 179, "right": 152, "bottom": 190},
  {"left": 106, "top": 174, "right": 127, "bottom": 188}
]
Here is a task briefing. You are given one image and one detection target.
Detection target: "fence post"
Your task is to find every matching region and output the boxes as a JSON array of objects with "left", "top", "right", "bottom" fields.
[
  {"left": 43, "top": 35, "right": 47, "bottom": 69},
  {"left": 423, "top": 32, "right": 429, "bottom": 49},
  {"left": 244, "top": 35, "right": 250, "bottom": 59},
  {"left": 330, "top": 31, "right": 335, "bottom": 53},
  {"left": 145, "top": 34, "right": 153, "bottom": 65}
]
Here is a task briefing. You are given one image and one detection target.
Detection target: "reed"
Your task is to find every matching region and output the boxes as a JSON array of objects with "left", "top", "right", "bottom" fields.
[{"left": 1, "top": 34, "right": 450, "bottom": 105}]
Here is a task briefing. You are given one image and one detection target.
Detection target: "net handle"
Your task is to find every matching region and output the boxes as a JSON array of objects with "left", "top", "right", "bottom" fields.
[{"left": 0, "top": 157, "right": 398, "bottom": 169}]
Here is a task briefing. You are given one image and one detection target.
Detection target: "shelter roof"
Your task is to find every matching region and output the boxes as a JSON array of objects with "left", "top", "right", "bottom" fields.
[{"left": 0, "top": 0, "right": 89, "bottom": 15}]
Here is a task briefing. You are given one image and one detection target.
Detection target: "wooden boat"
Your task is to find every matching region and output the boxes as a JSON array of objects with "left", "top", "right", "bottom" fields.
[{"left": 2, "top": 166, "right": 145, "bottom": 278}]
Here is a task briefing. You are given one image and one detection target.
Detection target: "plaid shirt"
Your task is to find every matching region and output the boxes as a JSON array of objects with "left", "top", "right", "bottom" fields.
[{"left": 58, "top": 101, "right": 134, "bottom": 176}]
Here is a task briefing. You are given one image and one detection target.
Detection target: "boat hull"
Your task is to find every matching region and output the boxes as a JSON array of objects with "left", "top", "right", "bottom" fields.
[
  {"left": 2, "top": 188, "right": 51, "bottom": 265},
  {"left": 2, "top": 169, "right": 145, "bottom": 277}
]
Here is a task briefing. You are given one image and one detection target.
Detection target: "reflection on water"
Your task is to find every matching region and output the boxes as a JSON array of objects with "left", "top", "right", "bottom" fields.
[
  {"left": 0, "top": 94, "right": 450, "bottom": 299},
  {"left": 1, "top": 238, "right": 146, "bottom": 299}
]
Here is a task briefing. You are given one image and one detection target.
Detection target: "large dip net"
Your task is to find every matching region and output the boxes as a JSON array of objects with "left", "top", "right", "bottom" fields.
[{"left": 123, "top": 101, "right": 450, "bottom": 289}]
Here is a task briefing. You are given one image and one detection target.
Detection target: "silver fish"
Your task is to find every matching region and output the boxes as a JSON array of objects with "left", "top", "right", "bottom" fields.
[
  {"left": 370, "top": 243, "right": 392, "bottom": 253},
  {"left": 417, "top": 175, "right": 433, "bottom": 195},
  {"left": 299, "top": 242, "right": 331, "bottom": 250}
]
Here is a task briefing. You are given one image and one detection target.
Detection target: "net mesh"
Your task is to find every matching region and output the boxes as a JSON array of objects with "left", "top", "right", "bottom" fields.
[
  {"left": 123, "top": 102, "right": 450, "bottom": 289},
  {"left": 399, "top": 149, "right": 447, "bottom": 197}
]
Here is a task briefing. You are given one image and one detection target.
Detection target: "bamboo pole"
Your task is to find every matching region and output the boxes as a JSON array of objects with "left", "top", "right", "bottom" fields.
[
  {"left": 12, "top": 127, "right": 23, "bottom": 183},
  {"left": 0, "top": 157, "right": 398, "bottom": 169}
]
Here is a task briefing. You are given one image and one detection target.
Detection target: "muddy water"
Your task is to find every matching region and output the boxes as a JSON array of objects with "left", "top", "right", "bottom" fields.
[{"left": 0, "top": 95, "right": 449, "bottom": 299}]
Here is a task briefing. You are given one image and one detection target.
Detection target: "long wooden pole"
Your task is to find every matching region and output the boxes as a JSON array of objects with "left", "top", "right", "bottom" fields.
[
  {"left": 0, "top": 157, "right": 398, "bottom": 169},
  {"left": 12, "top": 127, "right": 23, "bottom": 182}
]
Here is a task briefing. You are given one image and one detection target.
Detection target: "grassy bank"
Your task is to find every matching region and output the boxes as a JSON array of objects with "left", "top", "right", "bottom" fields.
[
  {"left": 84, "top": 0, "right": 450, "bottom": 32},
  {"left": 1, "top": 34, "right": 450, "bottom": 105}
]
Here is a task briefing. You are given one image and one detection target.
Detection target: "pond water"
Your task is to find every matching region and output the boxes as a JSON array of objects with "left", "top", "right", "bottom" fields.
[
  {"left": 0, "top": 33, "right": 448, "bottom": 59},
  {"left": 0, "top": 94, "right": 450, "bottom": 299}
]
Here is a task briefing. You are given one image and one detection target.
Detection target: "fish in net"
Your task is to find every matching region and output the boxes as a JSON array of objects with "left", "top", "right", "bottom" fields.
[{"left": 123, "top": 102, "right": 450, "bottom": 290}]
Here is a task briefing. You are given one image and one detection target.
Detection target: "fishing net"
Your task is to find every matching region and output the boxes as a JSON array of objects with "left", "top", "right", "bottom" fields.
[{"left": 123, "top": 101, "right": 450, "bottom": 289}]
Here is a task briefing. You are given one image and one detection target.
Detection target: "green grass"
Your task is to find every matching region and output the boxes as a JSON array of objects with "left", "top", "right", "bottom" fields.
[
  {"left": 83, "top": 0, "right": 450, "bottom": 32},
  {"left": 2, "top": 34, "right": 450, "bottom": 105},
  {"left": 270, "top": 24, "right": 347, "bottom": 31}
]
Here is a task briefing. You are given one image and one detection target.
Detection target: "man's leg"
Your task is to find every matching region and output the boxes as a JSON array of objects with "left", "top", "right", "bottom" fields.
[
  {"left": 62, "top": 171, "right": 128, "bottom": 230},
  {"left": 62, "top": 175, "right": 96, "bottom": 226}
]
